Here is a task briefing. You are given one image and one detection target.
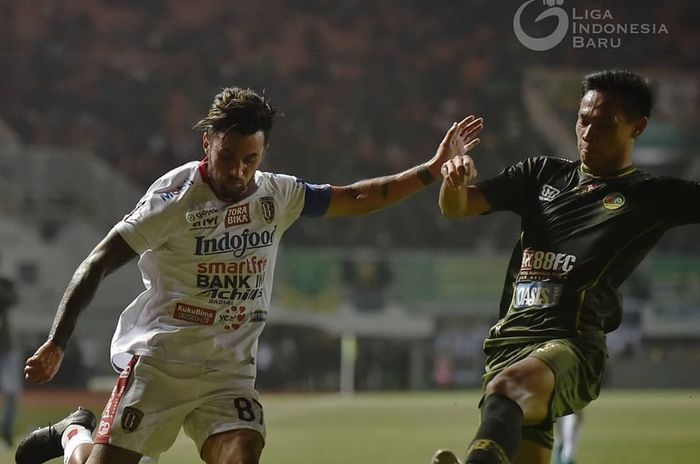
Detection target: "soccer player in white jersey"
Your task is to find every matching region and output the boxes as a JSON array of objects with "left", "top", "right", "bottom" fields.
[{"left": 15, "top": 86, "right": 483, "bottom": 464}]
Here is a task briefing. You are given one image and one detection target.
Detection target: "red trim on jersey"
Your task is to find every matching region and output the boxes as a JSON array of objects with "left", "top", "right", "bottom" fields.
[
  {"left": 198, "top": 157, "right": 210, "bottom": 184},
  {"left": 94, "top": 356, "right": 139, "bottom": 445},
  {"left": 198, "top": 156, "right": 260, "bottom": 203}
]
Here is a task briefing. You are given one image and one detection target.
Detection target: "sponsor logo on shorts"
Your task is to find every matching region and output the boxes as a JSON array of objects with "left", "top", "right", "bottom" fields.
[
  {"left": 602, "top": 192, "right": 625, "bottom": 210},
  {"left": 225, "top": 204, "right": 251, "bottom": 227},
  {"left": 513, "top": 281, "right": 563, "bottom": 309},
  {"left": 258, "top": 197, "right": 275, "bottom": 224},
  {"left": 121, "top": 407, "right": 144, "bottom": 433},
  {"left": 95, "top": 356, "right": 138, "bottom": 445},
  {"left": 539, "top": 184, "right": 560, "bottom": 202},
  {"left": 173, "top": 303, "right": 216, "bottom": 325},
  {"left": 98, "top": 419, "right": 110, "bottom": 437},
  {"left": 535, "top": 341, "right": 562, "bottom": 355}
]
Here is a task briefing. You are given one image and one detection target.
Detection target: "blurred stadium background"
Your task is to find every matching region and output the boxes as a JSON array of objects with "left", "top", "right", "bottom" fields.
[{"left": 0, "top": 0, "right": 698, "bottom": 463}]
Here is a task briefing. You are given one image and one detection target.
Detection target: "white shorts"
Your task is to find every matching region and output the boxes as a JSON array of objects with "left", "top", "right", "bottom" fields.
[{"left": 95, "top": 355, "right": 265, "bottom": 458}]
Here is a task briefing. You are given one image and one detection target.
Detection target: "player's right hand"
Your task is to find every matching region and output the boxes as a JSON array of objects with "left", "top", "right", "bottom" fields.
[
  {"left": 441, "top": 154, "right": 478, "bottom": 190},
  {"left": 24, "top": 339, "right": 65, "bottom": 384}
]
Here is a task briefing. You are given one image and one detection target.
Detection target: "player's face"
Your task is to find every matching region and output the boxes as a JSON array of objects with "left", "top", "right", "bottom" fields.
[
  {"left": 576, "top": 90, "right": 647, "bottom": 176},
  {"left": 204, "top": 130, "right": 266, "bottom": 201}
]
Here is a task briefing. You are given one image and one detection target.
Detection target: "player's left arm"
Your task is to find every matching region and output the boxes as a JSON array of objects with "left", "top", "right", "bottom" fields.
[{"left": 324, "top": 115, "right": 482, "bottom": 217}]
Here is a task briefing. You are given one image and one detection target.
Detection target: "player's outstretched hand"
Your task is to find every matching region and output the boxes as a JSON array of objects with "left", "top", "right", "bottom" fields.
[
  {"left": 433, "top": 115, "right": 483, "bottom": 167},
  {"left": 25, "top": 339, "right": 65, "bottom": 384}
]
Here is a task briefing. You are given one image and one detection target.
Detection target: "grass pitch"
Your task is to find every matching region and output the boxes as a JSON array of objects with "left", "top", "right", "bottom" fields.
[{"left": 3, "top": 390, "right": 698, "bottom": 463}]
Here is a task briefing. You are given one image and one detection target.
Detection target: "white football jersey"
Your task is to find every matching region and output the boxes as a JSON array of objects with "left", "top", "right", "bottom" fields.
[{"left": 111, "top": 159, "right": 327, "bottom": 377}]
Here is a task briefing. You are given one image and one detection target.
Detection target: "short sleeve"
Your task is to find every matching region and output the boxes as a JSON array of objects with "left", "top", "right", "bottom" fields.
[
  {"left": 115, "top": 192, "right": 178, "bottom": 253},
  {"left": 476, "top": 157, "right": 547, "bottom": 216},
  {"left": 265, "top": 174, "right": 331, "bottom": 228},
  {"left": 113, "top": 168, "right": 193, "bottom": 253}
]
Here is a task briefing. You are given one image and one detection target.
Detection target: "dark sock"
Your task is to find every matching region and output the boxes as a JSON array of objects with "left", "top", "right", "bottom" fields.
[{"left": 465, "top": 394, "right": 523, "bottom": 464}]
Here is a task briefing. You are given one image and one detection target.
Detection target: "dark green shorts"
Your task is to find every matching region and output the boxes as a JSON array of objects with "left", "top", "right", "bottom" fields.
[{"left": 481, "top": 337, "right": 607, "bottom": 449}]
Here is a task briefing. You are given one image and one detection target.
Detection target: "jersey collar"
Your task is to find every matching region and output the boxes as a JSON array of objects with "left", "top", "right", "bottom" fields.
[{"left": 578, "top": 162, "right": 637, "bottom": 180}]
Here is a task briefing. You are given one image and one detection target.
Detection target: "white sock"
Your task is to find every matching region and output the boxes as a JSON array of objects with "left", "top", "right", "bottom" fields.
[
  {"left": 61, "top": 425, "right": 93, "bottom": 464},
  {"left": 560, "top": 413, "right": 582, "bottom": 460}
]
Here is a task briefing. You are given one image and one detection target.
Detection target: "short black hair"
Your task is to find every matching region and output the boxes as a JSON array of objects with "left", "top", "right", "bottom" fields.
[
  {"left": 193, "top": 87, "right": 277, "bottom": 142},
  {"left": 581, "top": 70, "right": 653, "bottom": 119}
]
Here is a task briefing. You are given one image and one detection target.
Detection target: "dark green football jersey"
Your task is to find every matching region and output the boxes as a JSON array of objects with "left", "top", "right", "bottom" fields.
[{"left": 478, "top": 156, "right": 700, "bottom": 348}]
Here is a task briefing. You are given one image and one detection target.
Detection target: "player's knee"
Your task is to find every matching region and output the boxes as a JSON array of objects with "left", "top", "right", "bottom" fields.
[
  {"left": 485, "top": 370, "right": 527, "bottom": 402},
  {"left": 485, "top": 367, "right": 550, "bottom": 416},
  {"left": 485, "top": 363, "right": 554, "bottom": 423}
]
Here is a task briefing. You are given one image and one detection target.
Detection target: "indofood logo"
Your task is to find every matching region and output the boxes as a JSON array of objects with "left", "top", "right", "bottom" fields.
[{"left": 513, "top": 0, "right": 669, "bottom": 51}]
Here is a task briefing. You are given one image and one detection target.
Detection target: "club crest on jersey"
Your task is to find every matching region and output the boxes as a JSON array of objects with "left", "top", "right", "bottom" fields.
[
  {"left": 259, "top": 197, "right": 275, "bottom": 224},
  {"left": 602, "top": 193, "right": 625, "bottom": 210},
  {"left": 539, "top": 184, "right": 560, "bottom": 202}
]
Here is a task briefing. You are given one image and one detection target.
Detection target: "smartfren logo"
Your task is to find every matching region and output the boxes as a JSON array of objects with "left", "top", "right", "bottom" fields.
[{"left": 513, "top": 0, "right": 568, "bottom": 52}]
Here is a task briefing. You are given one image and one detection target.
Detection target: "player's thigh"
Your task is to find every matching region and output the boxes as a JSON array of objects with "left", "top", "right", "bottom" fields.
[
  {"left": 513, "top": 439, "right": 551, "bottom": 464},
  {"left": 485, "top": 356, "right": 555, "bottom": 424},
  {"left": 200, "top": 429, "right": 264, "bottom": 464},
  {"left": 529, "top": 339, "right": 606, "bottom": 422},
  {"left": 183, "top": 379, "right": 266, "bottom": 459},
  {"left": 85, "top": 443, "right": 143, "bottom": 464}
]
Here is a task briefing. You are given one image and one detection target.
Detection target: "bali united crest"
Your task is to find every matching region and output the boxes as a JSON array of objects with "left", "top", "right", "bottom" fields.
[
  {"left": 121, "top": 407, "right": 144, "bottom": 433},
  {"left": 259, "top": 197, "right": 275, "bottom": 224}
]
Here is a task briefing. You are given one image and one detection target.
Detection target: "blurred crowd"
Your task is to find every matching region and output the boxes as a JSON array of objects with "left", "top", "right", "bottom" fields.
[{"left": 1, "top": 0, "right": 698, "bottom": 249}]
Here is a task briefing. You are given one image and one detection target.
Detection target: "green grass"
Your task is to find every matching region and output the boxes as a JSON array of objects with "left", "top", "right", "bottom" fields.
[{"left": 3, "top": 390, "right": 699, "bottom": 463}]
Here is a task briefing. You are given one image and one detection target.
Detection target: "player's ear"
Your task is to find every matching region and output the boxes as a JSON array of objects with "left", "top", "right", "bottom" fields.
[
  {"left": 202, "top": 131, "right": 211, "bottom": 155},
  {"left": 631, "top": 117, "right": 648, "bottom": 139}
]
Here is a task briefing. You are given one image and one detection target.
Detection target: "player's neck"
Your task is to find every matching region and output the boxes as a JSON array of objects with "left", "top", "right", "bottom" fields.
[{"left": 580, "top": 162, "right": 635, "bottom": 179}]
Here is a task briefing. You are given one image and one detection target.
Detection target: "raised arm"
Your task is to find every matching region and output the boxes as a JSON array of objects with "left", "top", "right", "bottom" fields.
[
  {"left": 324, "top": 115, "right": 483, "bottom": 217},
  {"left": 24, "top": 229, "right": 137, "bottom": 383}
]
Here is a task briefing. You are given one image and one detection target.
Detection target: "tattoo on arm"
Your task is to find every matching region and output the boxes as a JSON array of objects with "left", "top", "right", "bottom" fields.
[
  {"left": 417, "top": 164, "right": 435, "bottom": 186},
  {"left": 381, "top": 182, "right": 389, "bottom": 199}
]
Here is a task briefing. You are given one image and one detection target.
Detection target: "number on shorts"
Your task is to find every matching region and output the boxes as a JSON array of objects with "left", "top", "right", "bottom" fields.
[{"left": 234, "top": 397, "right": 264, "bottom": 425}]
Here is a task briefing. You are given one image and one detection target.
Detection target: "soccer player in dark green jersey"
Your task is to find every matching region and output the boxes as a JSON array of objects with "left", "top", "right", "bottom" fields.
[{"left": 432, "top": 70, "right": 698, "bottom": 464}]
